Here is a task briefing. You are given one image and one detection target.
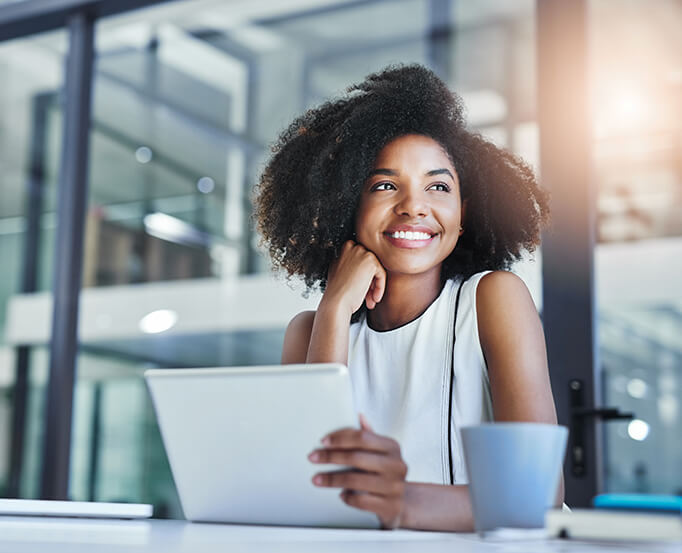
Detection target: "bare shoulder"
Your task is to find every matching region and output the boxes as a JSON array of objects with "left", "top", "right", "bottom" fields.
[
  {"left": 281, "top": 310, "right": 316, "bottom": 364},
  {"left": 287, "top": 311, "right": 317, "bottom": 338},
  {"left": 475, "top": 270, "right": 542, "bottom": 364},
  {"left": 477, "top": 270, "right": 531, "bottom": 303},
  {"left": 476, "top": 270, "right": 555, "bottom": 422}
]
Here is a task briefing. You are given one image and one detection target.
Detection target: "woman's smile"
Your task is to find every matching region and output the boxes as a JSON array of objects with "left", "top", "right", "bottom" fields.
[{"left": 383, "top": 225, "right": 438, "bottom": 248}]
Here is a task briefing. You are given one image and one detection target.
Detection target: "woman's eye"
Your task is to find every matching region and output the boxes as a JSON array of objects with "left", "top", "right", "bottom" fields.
[
  {"left": 373, "top": 182, "right": 395, "bottom": 191},
  {"left": 429, "top": 183, "right": 450, "bottom": 192}
]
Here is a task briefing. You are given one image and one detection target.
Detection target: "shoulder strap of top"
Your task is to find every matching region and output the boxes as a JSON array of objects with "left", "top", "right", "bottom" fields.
[{"left": 447, "top": 277, "right": 468, "bottom": 486}]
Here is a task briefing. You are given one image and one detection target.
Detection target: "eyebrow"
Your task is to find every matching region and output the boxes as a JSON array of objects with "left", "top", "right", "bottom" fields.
[
  {"left": 368, "top": 169, "right": 399, "bottom": 177},
  {"left": 367, "top": 168, "right": 455, "bottom": 180},
  {"left": 426, "top": 169, "right": 455, "bottom": 180}
]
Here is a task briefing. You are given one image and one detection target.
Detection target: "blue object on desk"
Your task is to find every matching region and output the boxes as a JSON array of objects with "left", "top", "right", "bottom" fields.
[{"left": 593, "top": 493, "right": 682, "bottom": 513}]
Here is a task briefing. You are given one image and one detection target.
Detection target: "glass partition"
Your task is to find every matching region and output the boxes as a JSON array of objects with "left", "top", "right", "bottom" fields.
[
  {"left": 590, "top": 0, "right": 682, "bottom": 495},
  {"left": 2, "top": 0, "right": 540, "bottom": 510},
  {"left": 0, "top": 29, "right": 65, "bottom": 496}
]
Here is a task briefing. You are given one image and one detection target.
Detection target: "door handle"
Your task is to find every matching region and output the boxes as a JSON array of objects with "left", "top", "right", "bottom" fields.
[
  {"left": 572, "top": 407, "right": 634, "bottom": 420},
  {"left": 568, "top": 379, "right": 633, "bottom": 477}
]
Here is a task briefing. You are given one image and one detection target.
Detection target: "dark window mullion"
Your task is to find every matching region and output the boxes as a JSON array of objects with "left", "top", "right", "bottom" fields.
[{"left": 40, "top": 10, "right": 95, "bottom": 501}]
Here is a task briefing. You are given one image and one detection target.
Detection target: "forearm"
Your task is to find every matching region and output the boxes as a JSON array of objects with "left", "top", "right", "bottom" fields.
[
  {"left": 306, "top": 299, "right": 352, "bottom": 364},
  {"left": 400, "top": 482, "right": 475, "bottom": 532}
]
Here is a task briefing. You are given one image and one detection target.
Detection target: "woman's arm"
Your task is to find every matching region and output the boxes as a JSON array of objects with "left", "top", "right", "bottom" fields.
[
  {"left": 280, "top": 295, "right": 354, "bottom": 365},
  {"left": 476, "top": 270, "right": 564, "bottom": 505},
  {"left": 281, "top": 240, "right": 386, "bottom": 365},
  {"left": 477, "top": 271, "right": 558, "bottom": 424},
  {"left": 281, "top": 311, "right": 315, "bottom": 364},
  {"left": 401, "top": 483, "right": 473, "bottom": 531},
  {"left": 398, "top": 271, "right": 563, "bottom": 531}
]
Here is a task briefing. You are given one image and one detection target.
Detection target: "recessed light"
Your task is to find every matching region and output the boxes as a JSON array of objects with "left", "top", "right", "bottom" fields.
[
  {"left": 135, "top": 146, "right": 153, "bottom": 164},
  {"left": 197, "top": 176, "right": 215, "bottom": 194},
  {"left": 139, "top": 309, "right": 178, "bottom": 334}
]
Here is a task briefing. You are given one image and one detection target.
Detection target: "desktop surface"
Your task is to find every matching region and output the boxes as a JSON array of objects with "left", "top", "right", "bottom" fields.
[{"left": 0, "top": 516, "right": 680, "bottom": 553}]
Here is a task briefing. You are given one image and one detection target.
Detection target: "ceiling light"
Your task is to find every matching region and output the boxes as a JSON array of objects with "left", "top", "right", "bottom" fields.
[
  {"left": 197, "top": 176, "right": 215, "bottom": 194},
  {"left": 135, "top": 146, "right": 153, "bottom": 164},
  {"left": 139, "top": 309, "right": 178, "bottom": 334},
  {"left": 143, "top": 212, "right": 211, "bottom": 247}
]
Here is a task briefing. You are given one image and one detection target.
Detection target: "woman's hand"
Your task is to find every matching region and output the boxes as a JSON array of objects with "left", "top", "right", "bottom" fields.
[
  {"left": 323, "top": 240, "right": 386, "bottom": 315},
  {"left": 308, "top": 414, "right": 408, "bottom": 529}
]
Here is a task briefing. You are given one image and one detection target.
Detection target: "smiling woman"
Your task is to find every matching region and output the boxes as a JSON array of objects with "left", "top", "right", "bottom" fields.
[{"left": 254, "top": 64, "right": 559, "bottom": 532}]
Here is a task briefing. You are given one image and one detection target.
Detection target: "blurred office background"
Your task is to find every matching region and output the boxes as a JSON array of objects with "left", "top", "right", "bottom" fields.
[{"left": 0, "top": 0, "right": 679, "bottom": 517}]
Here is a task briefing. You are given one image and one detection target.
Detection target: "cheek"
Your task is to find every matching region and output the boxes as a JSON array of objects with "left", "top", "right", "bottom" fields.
[
  {"left": 436, "top": 202, "right": 463, "bottom": 227},
  {"left": 354, "top": 200, "right": 381, "bottom": 233},
  {"left": 355, "top": 226, "right": 374, "bottom": 246},
  {"left": 353, "top": 210, "right": 365, "bottom": 236}
]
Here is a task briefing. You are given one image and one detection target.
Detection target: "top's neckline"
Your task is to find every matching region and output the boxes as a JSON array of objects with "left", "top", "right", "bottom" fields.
[{"left": 363, "top": 279, "right": 454, "bottom": 334}]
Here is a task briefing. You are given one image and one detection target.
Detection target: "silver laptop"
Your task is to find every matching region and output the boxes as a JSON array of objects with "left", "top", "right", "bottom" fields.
[{"left": 145, "top": 363, "right": 379, "bottom": 528}]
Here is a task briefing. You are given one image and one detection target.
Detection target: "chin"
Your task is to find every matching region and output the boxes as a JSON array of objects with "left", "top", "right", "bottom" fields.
[
  {"left": 379, "top": 258, "right": 438, "bottom": 276},
  {"left": 366, "top": 244, "right": 444, "bottom": 276}
]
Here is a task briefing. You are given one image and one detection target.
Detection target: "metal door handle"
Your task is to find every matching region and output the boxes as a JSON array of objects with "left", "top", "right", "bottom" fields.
[
  {"left": 572, "top": 407, "right": 633, "bottom": 420},
  {"left": 568, "top": 379, "right": 634, "bottom": 477}
]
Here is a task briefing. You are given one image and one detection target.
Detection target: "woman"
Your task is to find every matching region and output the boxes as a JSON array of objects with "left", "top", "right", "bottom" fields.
[{"left": 254, "top": 64, "right": 562, "bottom": 531}]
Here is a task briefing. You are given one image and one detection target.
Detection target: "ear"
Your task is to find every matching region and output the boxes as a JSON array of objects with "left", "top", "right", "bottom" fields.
[{"left": 459, "top": 200, "right": 468, "bottom": 235}]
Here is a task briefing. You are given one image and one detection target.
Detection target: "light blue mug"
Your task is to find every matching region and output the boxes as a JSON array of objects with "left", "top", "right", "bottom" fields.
[{"left": 461, "top": 422, "right": 568, "bottom": 533}]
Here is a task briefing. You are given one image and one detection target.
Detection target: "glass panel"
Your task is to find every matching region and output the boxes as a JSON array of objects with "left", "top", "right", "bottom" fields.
[
  {"left": 70, "top": 0, "right": 539, "bottom": 513},
  {"left": 1, "top": 0, "right": 539, "bottom": 510},
  {"left": 591, "top": 0, "right": 682, "bottom": 495},
  {"left": 451, "top": 0, "right": 542, "bottom": 308},
  {"left": 0, "top": 29, "right": 65, "bottom": 497}
]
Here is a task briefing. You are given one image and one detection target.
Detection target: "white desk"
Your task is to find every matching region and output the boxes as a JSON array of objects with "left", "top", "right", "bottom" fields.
[{"left": 0, "top": 516, "right": 679, "bottom": 553}]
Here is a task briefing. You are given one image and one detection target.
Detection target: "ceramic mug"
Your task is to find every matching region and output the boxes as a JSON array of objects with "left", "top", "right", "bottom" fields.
[{"left": 461, "top": 422, "right": 568, "bottom": 533}]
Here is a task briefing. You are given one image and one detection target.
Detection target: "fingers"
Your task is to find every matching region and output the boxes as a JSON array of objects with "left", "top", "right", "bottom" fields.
[
  {"left": 327, "top": 240, "right": 386, "bottom": 314},
  {"left": 321, "top": 428, "right": 399, "bottom": 454},
  {"left": 310, "top": 421, "right": 407, "bottom": 530},
  {"left": 308, "top": 448, "right": 405, "bottom": 476},
  {"left": 358, "top": 413, "right": 373, "bottom": 432},
  {"left": 365, "top": 287, "right": 377, "bottom": 310},
  {"left": 364, "top": 262, "right": 385, "bottom": 310},
  {"left": 372, "top": 268, "right": 386, "bottom": 304},
  {"left": 312, "top": 470, "right": 402, "bottom": 497}
]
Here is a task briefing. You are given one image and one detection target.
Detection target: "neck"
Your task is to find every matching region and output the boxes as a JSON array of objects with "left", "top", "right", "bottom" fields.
[{"left": 366, "top": 266, "right": 444, "bottom": 331}]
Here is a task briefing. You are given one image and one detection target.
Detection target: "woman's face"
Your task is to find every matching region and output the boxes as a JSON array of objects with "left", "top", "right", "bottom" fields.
[{"left": 355, "top": 134, "right": 464, "bottom": 276}]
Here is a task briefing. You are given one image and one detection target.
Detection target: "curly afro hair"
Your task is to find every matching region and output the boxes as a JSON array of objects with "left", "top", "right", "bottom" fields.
[{"left": 254, "top": 64, "right": 549, "bottom": 292}]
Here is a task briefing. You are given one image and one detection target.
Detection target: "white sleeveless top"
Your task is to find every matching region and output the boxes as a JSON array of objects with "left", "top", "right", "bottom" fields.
[{"left": 347, "top": 271, "right": 494, "bottom": 485}]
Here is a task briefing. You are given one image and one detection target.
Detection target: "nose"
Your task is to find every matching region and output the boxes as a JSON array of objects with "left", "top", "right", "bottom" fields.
[{"left": 394, "top": 189, "right": 429, "bottom": 218}]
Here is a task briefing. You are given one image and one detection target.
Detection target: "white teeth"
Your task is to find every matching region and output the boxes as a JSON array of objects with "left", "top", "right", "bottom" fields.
[{"left": 390, "top": 231, "right": 432, "bottom": 241}]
